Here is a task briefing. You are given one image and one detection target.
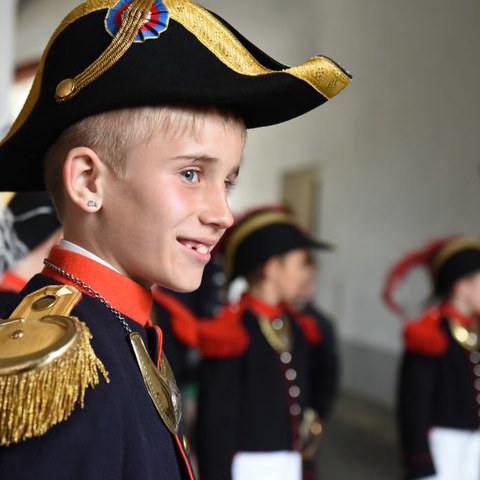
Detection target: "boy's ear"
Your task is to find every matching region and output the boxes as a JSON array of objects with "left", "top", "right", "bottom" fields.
[{"left": 63, "top": 147, "right": 108, "bottom": 212}]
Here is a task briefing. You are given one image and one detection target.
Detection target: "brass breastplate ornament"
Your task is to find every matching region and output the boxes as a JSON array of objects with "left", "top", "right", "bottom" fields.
[
  {"left": 43, "top": 260, "right": 182, "bottom": 436},
  {"left": 129, "top": 333, "right": 182, "bottom": 434},
  {"left": 449, "top": 318, "right": 480, "bottom": 352},
  {"left": 258, "top": 314, "right": 292, "bottom": 354}
]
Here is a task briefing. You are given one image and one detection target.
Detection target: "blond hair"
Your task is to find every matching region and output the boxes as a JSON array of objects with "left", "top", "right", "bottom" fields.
[{"left": 44, "top": 105, "right": 246, "bottom": 218}]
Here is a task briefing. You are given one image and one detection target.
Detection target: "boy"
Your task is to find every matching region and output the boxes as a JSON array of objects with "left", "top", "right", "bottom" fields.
[
  {"left": 0, "top": 0, "right": 350, "bottom": 478},
  {"left": 383, "top": 236, "right": 480, "bottom": 480},
  {"left": 196, "top": 206, "right": 332, "bottom": 480},
  {"left": 0, "top": 192, "right": 62, "bottom": 305}
]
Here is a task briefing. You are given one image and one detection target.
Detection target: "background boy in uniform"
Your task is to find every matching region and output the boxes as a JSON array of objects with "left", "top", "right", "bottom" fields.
[
  {"left": 383, "top": 236, "right": 480, "bottom": 480},
  {"left": 0, "top": 0, "right": 350, "bottom": 478},
  {"left": 196, "top": 206, "right": 333, "bottom": 480},
  {"left": 0, "top": 192, "right": 61, "bottom": 306}
]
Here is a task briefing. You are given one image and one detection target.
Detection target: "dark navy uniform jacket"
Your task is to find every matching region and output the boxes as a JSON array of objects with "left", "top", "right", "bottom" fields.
[
  {"left": 398, "top": 304, "right": 480, "bottom": 479},
  {"left": 302, "top": 303, "right": 340, "bottom": 420},
  {"left": 151, "top": 287, "right": 199, "bottom": 386},
  {"left": 196, "top": 293, "right": 324, "bottom": 480},
  {"left": 0, "top": 246, "right": 195, "bottom": 480}
]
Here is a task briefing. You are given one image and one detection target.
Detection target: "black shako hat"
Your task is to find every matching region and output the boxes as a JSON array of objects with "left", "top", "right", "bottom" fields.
[
  {"left": 430, "top": 236, "right": 480, "bottom": 298},
  {"left": 223, "top": 207, "right": 332, "bottom": 283},
  {"left": 0, "top": 0, "right": 351, "bottom": 191},
  {"left": 0, "top": 192, "right": 61, "bottom": 272}
]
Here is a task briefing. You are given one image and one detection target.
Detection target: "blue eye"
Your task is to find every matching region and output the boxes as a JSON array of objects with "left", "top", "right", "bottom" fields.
[{"left": 181, "top": 169, "right": 199, "bottom": 183}]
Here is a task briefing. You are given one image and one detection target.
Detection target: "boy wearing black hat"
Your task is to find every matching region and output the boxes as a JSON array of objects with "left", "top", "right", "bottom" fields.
[
  {"left": 196, "top": 207, "right": 332, "bottom": 480},
  {"left": 0, "top": 192, "right": 62, "bottom": 305},
  {"left": 0, "top": 0, "right": 350, "bottom": 478},
  {"left": 383, "top": 236, "right": 480, "bottom": 480}
]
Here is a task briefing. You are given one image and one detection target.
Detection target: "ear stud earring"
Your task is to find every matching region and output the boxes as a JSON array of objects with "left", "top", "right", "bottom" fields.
[{"left": 87, "top": 200, "right": 98, "bottom": 208}]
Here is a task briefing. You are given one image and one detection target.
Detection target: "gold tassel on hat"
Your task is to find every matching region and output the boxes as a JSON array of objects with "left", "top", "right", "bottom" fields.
[{"left": 0, "top": 285, "right": 109, "bottom": 446}]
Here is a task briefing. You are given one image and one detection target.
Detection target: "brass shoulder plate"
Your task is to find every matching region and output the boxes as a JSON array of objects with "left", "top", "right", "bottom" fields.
[{"left": 0, "top": 285, "right": 109, "bottom": 446}]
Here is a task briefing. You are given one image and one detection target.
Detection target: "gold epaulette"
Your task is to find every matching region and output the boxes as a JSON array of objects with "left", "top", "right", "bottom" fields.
[{"left": 0, "top": 285, "right": 109, "bottom": 446}]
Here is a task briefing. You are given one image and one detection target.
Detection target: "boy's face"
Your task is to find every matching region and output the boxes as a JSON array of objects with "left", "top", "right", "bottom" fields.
[
  {"left": 455, "top": 272, "right": 480, "bottom": 315},
  {"left": 270, "top": 249, "right": 312, "bottom": 305},
  {"left": 292, "top": 263, "right": 316, "bottom": 308},
  {"left": 98, "top": 111, "right": 243, "bottom": 291}
]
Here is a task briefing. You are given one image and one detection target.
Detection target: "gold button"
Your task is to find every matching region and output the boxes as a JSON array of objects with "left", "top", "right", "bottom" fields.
[
  {"left": 182, "top": 435, "right": 190, "bottom": 453},
  {"left": 55, "top": 79, "right": 75, "bottom": 100},
  {"left": 32, "top": 295, "right": 57, "bottom": 311}
]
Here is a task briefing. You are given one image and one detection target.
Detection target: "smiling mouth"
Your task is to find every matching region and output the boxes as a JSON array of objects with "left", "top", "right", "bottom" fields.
[{"left": 179, "top": 240, "right": 214, "bottom": 255}]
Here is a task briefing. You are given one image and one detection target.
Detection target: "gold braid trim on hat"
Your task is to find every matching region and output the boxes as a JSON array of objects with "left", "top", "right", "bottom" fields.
[
  {"left": 0, "top": 285, "right": 109, "bottom": 446},
  {"left": 0, "top": 0, "right": 117, "bottom": 146},
  {"left": 224, "top": 211, "right": 297, "bottom": 281},
  {"left": 431, "top": 236, "right": 480, "bottom": 274},
  {"left": 164, "top": 0, "right": 351, "bottom": 99},
  {"left": 55, "top": 0, "right": 156, "bottom": 102}
]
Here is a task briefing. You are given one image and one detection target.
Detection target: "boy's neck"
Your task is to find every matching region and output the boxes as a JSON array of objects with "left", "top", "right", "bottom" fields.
[
  {"left": 449, "top": 296, "right": 475, "bottom": 318},
  {"left": 248, "top": 281, "right": 282, "bottom": 307}
]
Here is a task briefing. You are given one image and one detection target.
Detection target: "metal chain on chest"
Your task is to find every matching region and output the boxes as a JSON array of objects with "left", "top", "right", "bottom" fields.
[{"left": 43, "top": 259, "right": 133, "bottom": 334}]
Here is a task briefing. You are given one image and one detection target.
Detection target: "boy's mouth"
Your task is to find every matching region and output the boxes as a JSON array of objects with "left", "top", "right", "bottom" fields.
[{"left": 178, "top": 239, "right": 214, "bottom": 255}]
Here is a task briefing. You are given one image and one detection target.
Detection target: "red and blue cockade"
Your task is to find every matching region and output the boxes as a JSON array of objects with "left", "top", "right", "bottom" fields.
[{"left": 105, "top": 0, "right": 169, "bottom": 42}]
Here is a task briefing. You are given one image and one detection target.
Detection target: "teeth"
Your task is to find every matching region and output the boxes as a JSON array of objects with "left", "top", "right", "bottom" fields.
[
  {"left": 196, "top": 245, "right": 210, "bottom": 254},
  {"left": 181, "top": 240, "right": 211, "bottom": 254}
]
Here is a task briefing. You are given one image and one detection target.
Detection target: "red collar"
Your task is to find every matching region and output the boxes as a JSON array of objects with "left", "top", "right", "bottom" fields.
[
  {"left": 440, "top": 302, "right": 475, "bottom": 327},
  {"left": 42, "top": 246, "right": 153, "bottom": 327},
  {"left": 241, "top": 293, "right": 283, "bottom": 320},
  {"left": 0, "top": 271, "right": 26, "bottom": 293}
]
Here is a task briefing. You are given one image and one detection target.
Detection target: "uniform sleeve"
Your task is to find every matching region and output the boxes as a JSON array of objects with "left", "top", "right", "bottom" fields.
[
  {"left": 196, "top": 356, "right": 242, "bottom": 480},
  {"left": 0, "top": 381, "right": 120, "bottom": 479},
  {"left": 309, "top": 315, "right": 340, "bottom": 420},
  {"left": 398, "top": 351, "right": 437, "bottom": 479}
]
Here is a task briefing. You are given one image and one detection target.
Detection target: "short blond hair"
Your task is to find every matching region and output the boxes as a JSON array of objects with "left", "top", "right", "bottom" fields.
[{"left": 44, "top": 105, "right": 246, "bottom": 218}]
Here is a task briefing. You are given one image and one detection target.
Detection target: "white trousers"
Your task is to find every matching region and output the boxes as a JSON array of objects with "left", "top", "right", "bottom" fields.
[
  {"left": 231, "top": 451, "right": 302, "bottom": 480},
  {"left": 427, "top": 427, "right": 480, "bottom": 480}
]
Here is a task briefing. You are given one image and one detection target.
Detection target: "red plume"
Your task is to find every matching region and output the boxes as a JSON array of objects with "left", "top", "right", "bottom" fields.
[{"left": 381, "top": 237, "right": 452, "bottom": 318}]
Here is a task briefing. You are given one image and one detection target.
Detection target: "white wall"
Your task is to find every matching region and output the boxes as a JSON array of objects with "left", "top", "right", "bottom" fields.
[
  {"left": 0, "top": 0, "right": 17, "bottom": 130},
  {"left": 11, "top": 0, "right": 480, "bottom": 405},
  {"left": 15, "top": 0, "right": 79, "bottom": 64}
]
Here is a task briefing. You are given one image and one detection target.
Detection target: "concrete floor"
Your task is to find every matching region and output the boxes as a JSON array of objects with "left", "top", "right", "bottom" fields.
[{"left": 316, "top": 393, "right": 402, "bottom": 479}]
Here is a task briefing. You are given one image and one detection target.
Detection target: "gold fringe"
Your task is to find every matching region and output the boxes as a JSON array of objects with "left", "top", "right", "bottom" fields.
[{"left": 0, "top": 322, "right": 109, "bottom": 446}]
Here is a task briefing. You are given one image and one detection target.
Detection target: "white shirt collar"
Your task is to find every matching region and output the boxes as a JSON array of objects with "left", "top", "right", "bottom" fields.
[{"left": 59, "top": 239, "right": 121, "bottom": 273}]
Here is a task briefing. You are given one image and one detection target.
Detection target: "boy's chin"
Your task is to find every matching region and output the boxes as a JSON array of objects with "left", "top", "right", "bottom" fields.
[{"left": 161, "top": 277, "right": 202, "bottom": 293}]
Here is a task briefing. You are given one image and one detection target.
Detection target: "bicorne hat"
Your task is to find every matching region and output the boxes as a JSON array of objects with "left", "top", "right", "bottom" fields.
[
  {"left": 223, "top": 206, "right": 333, "bottom": 283},
  {"left": 382, "top": 235, "right": 480, "bottom": 317},
  {"left": 0, "top": 0, "right": 351, "bottom": 191}
]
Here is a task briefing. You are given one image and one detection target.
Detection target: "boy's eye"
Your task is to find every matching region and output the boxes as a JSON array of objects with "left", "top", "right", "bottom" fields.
[
  {"left": 181, "top": 169, "right": 199, "bottom": 183},
  {"left": 225, "top": 179, "right": 237, "bottom": 192}
]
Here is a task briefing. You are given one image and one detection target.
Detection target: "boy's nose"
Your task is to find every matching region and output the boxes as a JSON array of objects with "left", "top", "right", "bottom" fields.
[{"left": 200, "top": 191, "right": 234, "bottom": 230}]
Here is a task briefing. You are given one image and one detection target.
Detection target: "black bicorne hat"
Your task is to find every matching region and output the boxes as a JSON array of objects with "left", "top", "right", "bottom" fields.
[
  {"left": 0, "top": 192, "right": 61, "bottom": 272},
  {"left": 0, "top": 0, "right": 351, "bottom": 191},
  {"left": 431, "top": 236, "right": 480, "bottom": 298},
  {"left": 223, "top": 207, "right": 333, "bottom": 283}
]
